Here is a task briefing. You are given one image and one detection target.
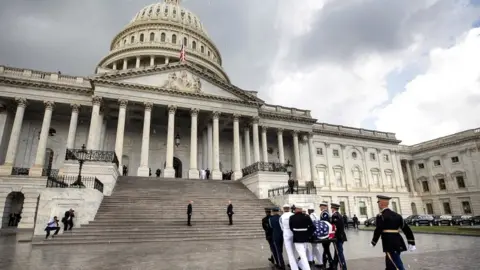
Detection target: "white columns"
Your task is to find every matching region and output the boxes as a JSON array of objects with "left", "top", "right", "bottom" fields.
[
  {"left": 66, "top": 104, "right": 80, "bottom": 149},
  {"left": 211, "top": 111, "right": 222, "bottom": 180},
  {"left": 244, "top": 127, "right": 251, "bottom": 166},
  {"left": 293, "top": 131, "right": 302, "bottom": 180},
  {"left": 97, "top": 109, "right": 105, "bottom": 150},
  {"left": 277, "top": 129, "right": 285, "bottom": 163},
  {"left": 207, "top": 123, "right": 213, "bottom": 170},
  {"left": 123, "top": 59, "right": 127, "bottom": 70},
  {"left": 112, "top": 62, "right": 117, "bottom": 70},
  {"left": 261, "top": 126, "right": 268, "bottom": 162},
  {"left": 86, "top": 96, "right": 102, "bottom": 150},
  {"left": 232, "top": 114, "right": 241, "bottom": 180},
  {"left": 202, "top": 129, "right": 208, "bottom": 169},
  {"left": 252, "top": 117, "right": 260, "bottom": 163},
  {"left": 188, "top": 108, "right": 199, "bottom": 179},
  {"left": 115, "top": 100, "right": 128, "bottom": 168},
  {"left": 307, "top": 133, "right": 318, "bottom": 182},
  {"left": 165, "top": 57, "right": 170, "bottom": 64},
  {"left": 29, "top": 101, "right": 55, "bottom": 176},
  {"left": 406, "top": 160, "right": 415, "bottom": 193},
  {"left": 137, "top": 102, "right": 153, "bottom": 176},
  {"left": 0, "top": 98, "right": 27, "bottom": 175},
  {"left": 135, "top": 56, "right": 140, "bottom": 68},
  {"left": 163, "top": 105, "right": 177, "bottom": 178},
  {"left": 150, "top": 56, "right": 155, "bottom": 66}
]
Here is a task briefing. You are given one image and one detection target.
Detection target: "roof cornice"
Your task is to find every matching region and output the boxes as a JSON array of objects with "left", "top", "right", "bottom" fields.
[
  {"left": 260, "top": 111, "right": 317, "bottom": 125},
  {"left": 313, "top": 127, "right": 402, "bottom": 144},
  {"left": 0, "top": 77, "right": 93, "bottom": 95}
]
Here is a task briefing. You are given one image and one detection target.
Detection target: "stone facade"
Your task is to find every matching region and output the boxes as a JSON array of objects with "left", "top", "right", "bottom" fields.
[{"left": 0, "top": 0, "right": 478, "bottom": 229}]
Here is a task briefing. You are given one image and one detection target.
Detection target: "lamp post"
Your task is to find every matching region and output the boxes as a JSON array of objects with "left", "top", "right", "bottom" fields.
[
  {"left": 286, "top": 160, "right": 295, "bottom": 194},
  {"left": 72, "top": 144, "right": 87, "bottom": 187},
  {"left": 175, "top": 134, "right": 181, "bottom": 147}
]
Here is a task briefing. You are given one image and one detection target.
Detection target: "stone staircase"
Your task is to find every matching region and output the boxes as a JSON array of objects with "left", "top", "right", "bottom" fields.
[{"left": 33, "top": 176, "right": 274, "bottom": 245}]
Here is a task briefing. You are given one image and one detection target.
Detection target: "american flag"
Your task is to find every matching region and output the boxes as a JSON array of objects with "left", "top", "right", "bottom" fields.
[
  {"left": 313, "top": 220, "right": 336, "bottom": 240},
  {"left": 179, "top": 43, "right": 186, "bottom": 62}
]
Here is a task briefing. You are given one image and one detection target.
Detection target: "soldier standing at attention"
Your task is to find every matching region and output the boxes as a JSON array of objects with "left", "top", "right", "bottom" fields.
[
  {"left": 331, "top": 203, "right": 348, "bottom": 270},
  {"left": 187, "top": 200, "right": 193, "bottom": 226},
  {"left": 319, "top": 202, "right": 333, "bottom": 268},
  {"left": 371, "top": 195, "right": 416, "bottom": 270}
]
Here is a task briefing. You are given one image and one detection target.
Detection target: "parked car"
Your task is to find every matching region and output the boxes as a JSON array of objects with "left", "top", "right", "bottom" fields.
[
  {"left": 409, "top": 215, "right": 434, "bottom": 226},
  {"left": 364, "top": 217, "right": 376, "bottom": 227},
  {"left": 433, "top": 215, "right": 453, "bottom": 226},
  {"left": 451, "top": 215, "right": 475, "bottom": 226},
  {"left": 404, "top": 215, "right": 417, "bottom": 225},
  {"left": 472, "top": 216, "right": 480, "bottom": 225}
]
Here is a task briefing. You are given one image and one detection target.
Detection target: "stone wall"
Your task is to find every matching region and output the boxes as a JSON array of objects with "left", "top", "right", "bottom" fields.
[
  {"left": 33, "top": 188, "right": 103, "bottom": 236},
  {"left": 241, "top": 171, "right": 289, "bottom": 199}
]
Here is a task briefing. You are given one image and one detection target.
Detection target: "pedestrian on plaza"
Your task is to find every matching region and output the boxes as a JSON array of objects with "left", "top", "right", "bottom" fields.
[
  {"left": 352, "top": 214, "right": 359, "bottom": 229},
  {"left": 289, "top": 206, "right": 314, "bottom": 270},
  {"left": 343, "top": 214, "right": 349, "bottom": 230},
  {"left": 319, "top": 202, "right": 333, "bottom": 268},
  {"left": 331, "top": 203, "right": 348, "bottom": 270},
  {"left": 280, "top": 204, "right": 300, "bottom": 270},
  {"left": 371, "top": 195, "right": 416, "bottom": 270},
  {"left": 187, "top": 201, "right": 193, "bottom": 226},
  {"left": 307, "top": 208, "right": 323, "bottom": 267},
  {"left": 156, "top": 168, "right": 161, "bottom": 177},
  {"left": 206, "top": 169, "right": 210, "bottom": 179},
  {"left": 227, "top": 200, "right": 234, "bottom": 225},
  {"left": 62, "top": 209, "right": 75, "bottom": 231},
  {"left": 45, "top": 216, "right": 60, "bottom": 239},
  {"left": 269, "top": 207, "right": 286, "bottom": 269},
  {"left": 262, "top": 207, "right": 275, "bottom": 265}
]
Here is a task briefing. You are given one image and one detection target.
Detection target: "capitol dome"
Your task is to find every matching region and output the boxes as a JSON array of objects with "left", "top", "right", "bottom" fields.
[{"left": 97, "top": 0, "right": 229, "bottom": 82}]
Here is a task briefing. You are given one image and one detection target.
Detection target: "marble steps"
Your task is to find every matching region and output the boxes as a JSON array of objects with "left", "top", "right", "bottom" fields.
[
  {"left": 70, "top": 226, "right": 262, "bottom": 233},
  {"left": 86, "top": 219, "right": 262, "bottom": 225},
  {"left": 61, "top": 229, "right": 263, "bottom": 237}
]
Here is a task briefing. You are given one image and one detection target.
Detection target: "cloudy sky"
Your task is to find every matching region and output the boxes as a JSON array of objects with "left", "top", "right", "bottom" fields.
[{"left": 1, "top": 0, "right": 479, "bottom": 145}]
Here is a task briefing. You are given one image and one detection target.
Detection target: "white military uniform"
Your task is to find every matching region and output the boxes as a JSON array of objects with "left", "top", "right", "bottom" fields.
[
  {"left": 280, "top": 206, "right": 304, "bottom": 270},
  {"left": 307, "top": 211, "right": 323, "bottom": 265}
]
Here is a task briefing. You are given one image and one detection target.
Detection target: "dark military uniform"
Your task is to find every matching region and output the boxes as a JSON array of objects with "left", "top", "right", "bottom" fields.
[
  {"left": 269, "top": 208, "right": 286, "bottom": 268},
  {"left": 320, "top": 206, "right": 334, "bottom": 267},
  {"left": 261, "top": 208, "right": 275, "bottom": 265},
  {"left": 371, "top": 195, "right": 415, "bottom": 270},
  {"left": 331, "top": 204, "right": 348, "bottom": 270}
]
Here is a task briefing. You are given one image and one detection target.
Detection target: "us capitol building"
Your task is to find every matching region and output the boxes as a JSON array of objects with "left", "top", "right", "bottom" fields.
[{"left": 0, "top": 0, "right": 478, "bottom": 230}]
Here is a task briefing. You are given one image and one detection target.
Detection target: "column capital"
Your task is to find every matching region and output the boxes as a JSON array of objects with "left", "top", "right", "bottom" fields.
[
  {"left": 212, "top": 111, "right": 221, "bottom": 119},
  {"left": 232, "top": 113, "right": 240, "bottom": 121},
  {"left": 277, "top": 128, "right": 284, "bottom": 135},
  {"left": 15, "top": 97, "right": 28, "bottom": 108},
  {"left": 168, "top": 105, "right": 177, "bottom": 114},
  {"left": 243, "top": 125, "right": 250, "bottom": 132},
  {"left": 191, "top": 108, "right": 199, "bottom": 116},
  {"left": 251, "top": 116, "right": 260, "bottom": 124},
  {"left": 92, "top": 96, "right": 102, "bottom": 106},
  {"left": 292, "top": 130, "right": 299, "bottom": 136},
  {"left": 362, "top": 146, "right": 368, "bottom": 152},
  {"left": 70, "top": 104, "right": 81, "bottom": 112},
  {"left": 261, "top": 125, "right": 268, "bottom": 132},
  {"left": 145, "top": 102, "right": 154, "bottom": 111},
  {"left": 44, "top": 101, "right": 55, "bottom": 110},
  {"left": 118, "top": 99, "right": 128, "bottom": 108},
  {"left": 340, "top": 144, "right": 346, "bottom": 150}
]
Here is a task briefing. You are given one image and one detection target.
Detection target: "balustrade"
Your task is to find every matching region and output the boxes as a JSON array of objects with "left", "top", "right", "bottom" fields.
[
  {"left": 65, "top": 148, "right": 119, "bottom": 167},
  {"left": 241, "top": 161, "right": 287, "bottom": 177}
]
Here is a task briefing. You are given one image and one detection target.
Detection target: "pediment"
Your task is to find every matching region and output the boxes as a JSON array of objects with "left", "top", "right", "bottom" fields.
[{"left": 113, "top": 69, "right": 244, "bottom": 101}]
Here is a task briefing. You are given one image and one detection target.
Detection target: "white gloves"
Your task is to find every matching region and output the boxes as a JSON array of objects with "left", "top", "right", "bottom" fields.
[
  {"left": 408, "top": 245, "right": 416, "bottom": 251},
  {"left": 370, "top": 243, "right": 374, "bottom": 248}
]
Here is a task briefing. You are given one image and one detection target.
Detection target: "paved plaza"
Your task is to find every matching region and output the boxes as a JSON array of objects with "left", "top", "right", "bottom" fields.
[{"left": 0, "top": 230, "right": 478, "bottom": 270}]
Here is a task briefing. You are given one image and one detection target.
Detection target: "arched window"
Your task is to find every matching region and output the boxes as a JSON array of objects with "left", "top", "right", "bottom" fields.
[
  {"left": 131, "top": 36, "right": 135, "bottom": 43},
  {"left": 140, "top": 33, "right": 144, "bottom": 42},
  {"left": 150, "top": 32, "right": 155, "bottom": 42},
  {"left": 207, "top": 51, "right": 211, "bottom": 57},
  {"left": 172, "top": 34, "right": 177, "bottom": 44},
  {"left": 183, "top": 37, "right": 187, "bottom": 46},
  {"left": 352, "top": 167, "right": 362, "bottom": 187},
  {"left": 123, "top": 39, "right": 127, "bottom": 45},
  {"left": 192, "top": 41, "right": 196, "bottom": 50},
  {"left": 173, "top": 9, "right": 176, "bottom": 17},
  {"left": 161, "top": 33, "right": 166, "bottom": 42},
  {"left": 201, "top": 45, "right": 204, "bottom": 53}
]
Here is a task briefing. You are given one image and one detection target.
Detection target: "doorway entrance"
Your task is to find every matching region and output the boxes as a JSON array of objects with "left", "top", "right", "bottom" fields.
[
  {"left": 164, "top": 157, "right": 183, "bottom": 178},
  {"left": 2, "top": 192, "right": 25, "bottom": 228}
]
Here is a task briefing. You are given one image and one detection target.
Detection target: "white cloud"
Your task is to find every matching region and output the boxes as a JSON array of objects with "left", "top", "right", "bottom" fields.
[{"left": 375, "top": 28, "right": 480, "bottom": 145}]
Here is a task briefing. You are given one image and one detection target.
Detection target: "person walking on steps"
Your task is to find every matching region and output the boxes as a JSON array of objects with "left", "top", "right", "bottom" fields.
[
  {"left": 227, "top": 200, "right": 234, "bottom": 225},
  {"left": 45, "top": 216, "right": 60, "bottom": 239},
  {"left": 371, "top": 195, "right": 416, "bottom": 270},
  {"left": 187, "top": 201, "right": 193, "bottom": 226}
]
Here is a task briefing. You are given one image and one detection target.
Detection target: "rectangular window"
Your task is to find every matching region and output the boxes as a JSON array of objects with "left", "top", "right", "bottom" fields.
[
  {"left": 316, "top": 148, "right": 323, "bottom": 155},
  {"left": 443, "top": 202, "right": 452, "bottom": 214},
  {"left": 433, "top": 160, "right": 441, "bottom": 166},
  {"left": 359, "top": 201, "right": 367, "bottom": 216},
  {"left": 370, "top": 153, "right": 376, "bottom": 161},
  {"left": 335, "top": 171, "right": 343, "bottom": 186},
  {"left": 372, "top": 173, "right": 380, "bottom": 187},
  {"left": 333, "top": 149, "right": 339, "bottom": 157},
  {"left": 392, "top": 201, "right": 398, "bottom": 212},
  {"left": 451, "top": 156, "right": 459, "bottom": 163},
  {"left": 383, "top": 154, "right": 390, "bottom": 162},
  {"left": 386, "top": 173, "right": 393, "bottom": 186},
  {"left": 339, "top": 201, "right": 346, "bottom": 215},
  {"left": 318, "top": 170, "right": 326, "bottom": 186},
  {"left": 456, "top": 176, "right": 466, "bottom": 188},
  {"left": 418, "top": 163, "right": 425, "bottom": 169},
  {"left": 422, "top": 181, "right": 429, "bottom": 192},
  {"left": 426, "top": 203, "right": 434, "bottom": 215},
  {"left": 462, "top": 201, "right": 472, "bottom": 214},
  {"left": 438, "top": 178, "right": 446, "bottom": 190}
]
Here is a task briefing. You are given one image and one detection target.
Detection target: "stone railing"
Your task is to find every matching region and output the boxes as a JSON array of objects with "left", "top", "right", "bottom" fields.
[
  {"left": 0, "top": 65, "right": 89, "bottom": 86},
  {"left": 46, "top": 175, "right": 104, "bottom": 193},
  {"left": 65, "top": 148, "right": 119, "bottom": 168},
  {"left": 313, "top": 123, "right": 398, "bottom": 141},
  {"left": 241, "top": 162, "right": 287, "bottom": 177},
  {"left": 268, "top": 185, "right": 317, "bottom": 197},
  {"left": 42, "top": 168, "right": 59, "bottom": 178},
  {"left": 260, "top": 104, "right": 312, "bottom": 118},
  {"left": 11, "top": 167, "right": 30, "bottom": 176}
]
